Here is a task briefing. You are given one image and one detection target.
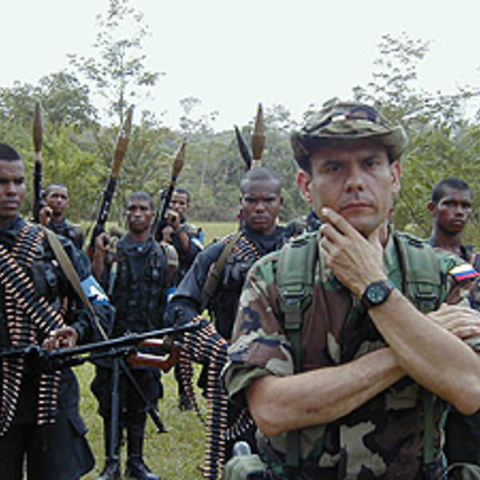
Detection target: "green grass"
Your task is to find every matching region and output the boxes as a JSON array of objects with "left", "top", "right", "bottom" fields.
[
  {"left": 194, "top": 221, "right": 238, "bottom": 245},
  {"left": 78, "top": 363, "right": 208, "bottom": 480}
]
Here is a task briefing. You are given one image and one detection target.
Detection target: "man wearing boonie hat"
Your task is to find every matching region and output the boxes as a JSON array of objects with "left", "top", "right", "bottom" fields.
[{"left": 223, "top": 102, "right": 480, "bottom": 479}]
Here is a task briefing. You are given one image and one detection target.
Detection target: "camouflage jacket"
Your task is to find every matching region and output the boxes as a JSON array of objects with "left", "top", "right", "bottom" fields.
[{"left": 224, "top": 229, "right": 478, "bottom": 480}]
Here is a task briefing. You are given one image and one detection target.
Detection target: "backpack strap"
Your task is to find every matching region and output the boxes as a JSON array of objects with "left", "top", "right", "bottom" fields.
[
  {"left": 470, "top": 252, "right": 480, "bottom": 273},
  {"left": 276, "top": 232, "right": 318, "bottom": 470},
  {"left": 394, "top": 231, "right": 445, "bottom": 312},
  {"left": 394, "top": 231, "right": 451, "bottom": 472},
  {"left": 200, "top": 231, "right": 242, "bottom": 311},
  {"left": 277, "top": 232, "right": 318, "bottom": 372}
]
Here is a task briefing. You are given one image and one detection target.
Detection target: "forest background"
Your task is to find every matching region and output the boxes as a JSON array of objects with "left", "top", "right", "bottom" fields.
[{"left": 2, "top": 0, "right": 480, "bottom": 245}]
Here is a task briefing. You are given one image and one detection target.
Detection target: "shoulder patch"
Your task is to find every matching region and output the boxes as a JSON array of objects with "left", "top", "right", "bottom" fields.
[
  {"left": 449, "top": 263, "right": 480, "bottom": 282},
  {"left": 81, "top": 275, "right": 110, "bottom": 305}
]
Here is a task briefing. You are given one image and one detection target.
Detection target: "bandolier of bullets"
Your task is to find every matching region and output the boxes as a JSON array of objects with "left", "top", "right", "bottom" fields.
[
  {"left": 179, "top": 318, "right": 254, "bottom": 480},
  {"left": 0, "top": 223, "right": 65, "bottom": 435}
]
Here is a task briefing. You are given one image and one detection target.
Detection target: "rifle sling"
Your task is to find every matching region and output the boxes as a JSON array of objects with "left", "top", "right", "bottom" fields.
[
  {"left": 44, "top": 228, "right": 108, "bottom": 340},
  {"left": 200, "top": 231, "right": 242, "bottom": 311}
]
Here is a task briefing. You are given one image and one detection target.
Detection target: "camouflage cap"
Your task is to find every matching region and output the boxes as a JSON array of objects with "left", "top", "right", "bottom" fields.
[{"left": 291, "top": 102, "right": 408, "bottom": 171}]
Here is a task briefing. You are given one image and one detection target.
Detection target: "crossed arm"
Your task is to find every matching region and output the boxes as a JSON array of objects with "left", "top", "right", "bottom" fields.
[{"left": 246, "top": 209, "right": 480, "bottom": 437}]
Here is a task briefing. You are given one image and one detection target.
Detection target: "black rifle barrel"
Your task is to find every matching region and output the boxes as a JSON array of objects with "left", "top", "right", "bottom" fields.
[{"left": 0, "top": 321, "right": 201, "bottom": 362}]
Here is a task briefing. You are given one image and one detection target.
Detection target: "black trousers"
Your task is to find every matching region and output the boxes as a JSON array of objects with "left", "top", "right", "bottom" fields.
[
  {"left": 91, "top": 364, "right": 162, "bottom": 459},
  {"left": 0, "top": 368, "right": 94, "bottom": 480}
]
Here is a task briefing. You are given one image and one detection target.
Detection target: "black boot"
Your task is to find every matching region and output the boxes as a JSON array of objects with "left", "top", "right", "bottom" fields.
[
  {"left": 125, "top": 413, "right": 160, "bottom": 480},
  {"left": 97, "top": 458, "right": 121, "bottom": 480},
  {"left": 125, "top": 457, "right": 160, "bottom": 480}
]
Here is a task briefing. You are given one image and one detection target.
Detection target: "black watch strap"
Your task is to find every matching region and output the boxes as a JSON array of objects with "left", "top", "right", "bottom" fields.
[{"left": 361, "top": 279, "right": 395, "bottom": 309}]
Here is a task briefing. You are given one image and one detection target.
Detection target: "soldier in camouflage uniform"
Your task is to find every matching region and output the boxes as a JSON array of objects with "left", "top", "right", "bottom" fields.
[
  {"left": 427, "top": 177, "right": 480, "bottom": 467},
  {"left": 40, "top": 183, "right": 84, "bottom": 249},
  {"left": 223, "top": 103, "right": 480, "bottom": 479}
]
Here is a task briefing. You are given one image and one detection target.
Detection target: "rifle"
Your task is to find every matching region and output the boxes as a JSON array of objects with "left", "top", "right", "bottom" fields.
[
  {"left": 32, "top": 101, "right": 43, "bottom": 223},
  {"left": 0, "top": 320, "right": 200, "bottom": 438},
  {"left": 87, "top": 106, "right": 134, "bottom": 258},
  {"left": 153, "top": 140, "right": 187, "bottom": 242}
]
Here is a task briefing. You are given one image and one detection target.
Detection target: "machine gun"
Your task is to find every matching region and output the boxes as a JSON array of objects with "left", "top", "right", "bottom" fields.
[
  {"left": 0, "top": 321, "right": 201, "bottom": 443},
  {"left": 0, "top": 321, "right": 200, "bottom": 371}
]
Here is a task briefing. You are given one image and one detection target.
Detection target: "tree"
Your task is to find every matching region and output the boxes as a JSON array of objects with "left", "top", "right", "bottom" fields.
[
  {"left": 351, "top": 33, "right": 480, "bottom": 244},
  {"left": 37, "top": 72, "right": 98, "bottom": 129},
  {"left": 69, "top": 0, "right": 162, "bottom": 124}
]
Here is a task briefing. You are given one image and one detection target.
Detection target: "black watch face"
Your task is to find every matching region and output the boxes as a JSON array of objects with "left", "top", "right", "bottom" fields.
[{"left": 367, "top": 283, "right": 388, "bottom": 304}]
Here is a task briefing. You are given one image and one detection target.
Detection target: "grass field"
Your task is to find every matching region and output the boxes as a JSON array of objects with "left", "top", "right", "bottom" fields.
[
  {"left": 195, "top": 221, "right": 237, "bottom": 245},
  {"left": 78, "top": 363, "right": 208, "bottom": 480},
  {"left": 78, "top": 222, "right": 238, "bottom": 480}
]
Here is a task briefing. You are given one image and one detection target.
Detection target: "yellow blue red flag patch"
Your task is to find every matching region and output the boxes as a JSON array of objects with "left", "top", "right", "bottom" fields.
[{"left": 449, "top": 264, "right": 479, "bottom": 282}]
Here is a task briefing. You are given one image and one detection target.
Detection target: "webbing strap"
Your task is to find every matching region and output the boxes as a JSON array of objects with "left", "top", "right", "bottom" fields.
[
  {"left": 200, "top": 231, "right": 242, "bottom": 311},
  {"left": 423, "top": 390, "right": 435, "bottom": 465},
  {"left": 44, "top": 228, "right": 108, "bottom": 340},
  {"left": 277, "top": 233, "right": 318, "bottom": 470}
]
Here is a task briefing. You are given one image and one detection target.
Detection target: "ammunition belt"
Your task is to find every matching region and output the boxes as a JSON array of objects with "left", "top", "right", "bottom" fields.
[
  {"left": 0, "top": 223, "right": 65, "bottom": 435},
  {"left": 179, "top": 318, "right": 254, "bottom": 480},
  {"left": 229, "top": 233, "right": 262, "bottom": 268}
]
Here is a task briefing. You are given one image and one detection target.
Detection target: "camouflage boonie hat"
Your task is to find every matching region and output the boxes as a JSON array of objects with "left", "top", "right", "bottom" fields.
[{"left": 291, "top": 102, "right": 408, "bottom": 171}]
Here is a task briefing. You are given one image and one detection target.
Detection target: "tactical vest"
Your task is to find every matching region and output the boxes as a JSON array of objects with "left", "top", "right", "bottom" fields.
[
  {"left": 49, "top": 220, "right": 83, "bottom": 249},
  {"left": 207, "top": 230, "right": 287, "bottom": 340},
  {"left": 111, "top": 237, "right": 168, "bottom": 335},
  {"left": 276, "top": 230, "right": 449, "bottom": 476}
]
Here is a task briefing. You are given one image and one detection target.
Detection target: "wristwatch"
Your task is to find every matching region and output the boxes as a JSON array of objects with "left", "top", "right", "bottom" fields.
[{"left": 361, "top": 280, "right": 395, "bottom": 309}]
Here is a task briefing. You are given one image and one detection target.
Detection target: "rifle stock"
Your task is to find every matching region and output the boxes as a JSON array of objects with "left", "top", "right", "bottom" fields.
[
  {"left": 33, "top": 101, "right": 43, "bottom": 222},
  {"left": 126, "top": 342, "right": 181, "bottom": 372},
  {"left": 87, "top": 106, "right": 134, "bottom": 257}
]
